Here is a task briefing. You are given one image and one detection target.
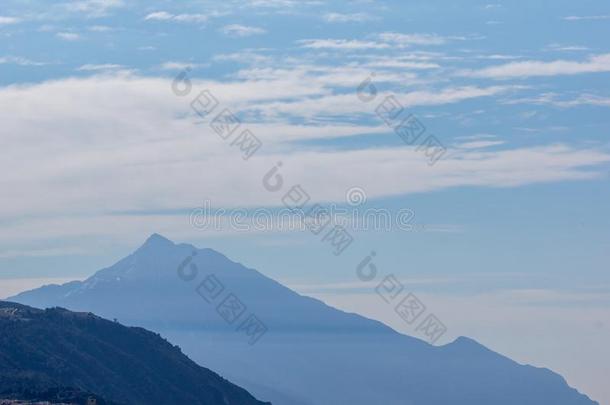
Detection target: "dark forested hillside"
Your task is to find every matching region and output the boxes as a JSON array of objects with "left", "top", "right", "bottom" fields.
[{"left": 0, "top": 301, "right": 269, "bottom": 405}]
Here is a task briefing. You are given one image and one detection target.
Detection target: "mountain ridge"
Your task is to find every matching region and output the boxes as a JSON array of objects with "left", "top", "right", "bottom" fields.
[
  {"left": 0, "top": 300, "right": 270, "bottom": 405},
  {"left": 11, "top": 234, "right": 599, "bottom": 405}
]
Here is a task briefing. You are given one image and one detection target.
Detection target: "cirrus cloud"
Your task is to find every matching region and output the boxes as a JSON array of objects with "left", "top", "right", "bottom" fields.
[
  {"left": 0, "top": 16, "right": 21, "bottom": 25},
  {"left": 460, "top": 53, "right": 610, "bottom": 79},
  {"left": 220, "top": 24, "right": 266, "bottom": 37},
  {"left": 144, "top": 11, "right": 208, "bottom": 23}
]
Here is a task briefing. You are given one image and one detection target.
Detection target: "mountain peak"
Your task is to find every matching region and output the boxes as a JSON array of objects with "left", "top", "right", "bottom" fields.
[
  {"left": 441, "top": 336, "right": 496, "bottom": 358},
  {"left": 142, "top": 233, "right": 175, "bottom": 248},
  {"left": 453, "top": 336, "right": 480, "bottom": 346}
]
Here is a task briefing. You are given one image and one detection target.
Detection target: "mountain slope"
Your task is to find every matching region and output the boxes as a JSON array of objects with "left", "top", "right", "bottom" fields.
[
  {"left": 11, "top": 234, "right": 598, "bottom": 405},
  {"left": 0, "top": 301, "right": 269, "bottom": 405}
]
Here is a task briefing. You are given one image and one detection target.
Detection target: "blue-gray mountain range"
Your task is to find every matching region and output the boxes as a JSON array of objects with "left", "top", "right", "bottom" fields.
[{"left": 11, "top": 234, "right": 598, "bottom": 405}]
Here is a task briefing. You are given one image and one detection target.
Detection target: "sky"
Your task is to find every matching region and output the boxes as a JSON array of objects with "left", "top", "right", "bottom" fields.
[{"left": 1, "top": 0, "right": 609, "bottom": 403}]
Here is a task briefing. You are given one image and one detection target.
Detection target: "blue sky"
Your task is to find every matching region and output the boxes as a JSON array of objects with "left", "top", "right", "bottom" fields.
[{"left": 1, "top": 0, "right": 610, "bottom": 403}]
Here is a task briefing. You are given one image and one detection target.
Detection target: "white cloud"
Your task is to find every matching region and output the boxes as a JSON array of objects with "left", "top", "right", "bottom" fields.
[
  {"left": 214, "top": 51, "right": 272, "bottom": 65},
  {"left": 234, "top": 64, "right": 417, "bottom": 88},
  {"left": 456, "top": 134, "right": 498, "bottom": 141},
  {"left": 63, "top": 0, "right": 125, "bottom": 17},
  {"left": 168, "top": 13, "right": 208, "bottom": 23},
  {"left": 88, "top": 25, "right": 115, "bottom": 32},
  {"left": 144, "top": 11, "right": 208, "bottom": 23},
  {"left": 460, "top": 53, "right": 610, "bottom": 79},
  {"left": 0, "top": 16, "right": 21, "bottom": 25},
  {"left": 505, "top": 92, "right": 610, "bottom": 108},
  {"left": 77, "top": 63, "right": 124, "bottom": 71},
  {"left": 563, "top": 15, "right": 610, "bottom": 21},
  {"left": 1, "top": 75, "right": 609, "bottom": 209},
  {"left": 456, "top": 140, "right": 506, "bottom": 149},
  {"left": 364, "top": 59, "right": 440, "bottom": 70},
  {"left": 298, "top": 39, "right": 389, "bottom": 50},
  {"left": 159, "top": 61, "right": 207, "bottom": 71},
  {"left": 475, "top": 54, "right": 521, "bottom": 60},
  {"left": 56, "top": 32, "right": 81, "bottom": 41},
  {"left": 144, "top": 11, "right": 173, "bottom": 20},
  {"left": 546, "top": 43, "right": 589, "bottom": 52},
  {"left": 322, "top": 12, "right": 372, "bottom": 23},
  {"left": 0, "top": 75, "right": 608, "bottom": 249},
  {"left": 0, "top": 56, "right": 47, "bottom": 66},
  {"left": 299, "top": 33, "right": 457, "bottom": 51},
  {"left": 245, "top": 0, "right": 311, "bottom": 7},
  {"left": 250, "top": 85, "right": 520, "bottom": 118},
  {"left": 220, "top": 24, "right": 266, "bottom": 37},
  {"left": 378, "top": 32, "right": 448, "bottom": 46}
]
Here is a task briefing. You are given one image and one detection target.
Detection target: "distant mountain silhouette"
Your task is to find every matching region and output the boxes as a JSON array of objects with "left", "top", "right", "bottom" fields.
[
  {"left": 11, "top": 234, "right": 599, "bottom": 405},
  {"left": 0, "top": 301, "right": 269, "bottom": 405}
]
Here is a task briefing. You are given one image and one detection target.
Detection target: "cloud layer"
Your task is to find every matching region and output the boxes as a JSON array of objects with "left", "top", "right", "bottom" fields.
[{"left": 1, "top": 73, "right": 608, "bottom": 247}]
